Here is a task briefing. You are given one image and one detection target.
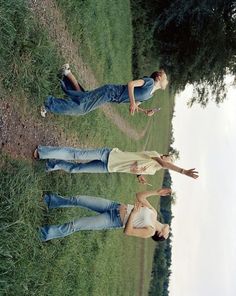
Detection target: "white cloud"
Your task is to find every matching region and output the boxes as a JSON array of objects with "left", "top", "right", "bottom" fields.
[{"left": 169, "top": 81, "right": 236, "bottom": 296}]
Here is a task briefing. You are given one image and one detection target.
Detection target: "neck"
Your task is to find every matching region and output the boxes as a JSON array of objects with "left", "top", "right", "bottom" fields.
[{"left": 153, "top": 80, "right": 161, "bottom": 91}]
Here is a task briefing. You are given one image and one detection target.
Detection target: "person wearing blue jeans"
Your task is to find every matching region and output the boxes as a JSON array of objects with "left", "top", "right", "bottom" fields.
[
  {"left": 34, "top": 145, "right": 199, "bottom": 184},
  {"left": 40, "top": 188, "right": 172, "bottom": 242},
  {"left": 36, "top": 146, "right": 111, "bottom": 173},
  {"left": 40, "top": 64, "right": 169, "bottom": 118}
]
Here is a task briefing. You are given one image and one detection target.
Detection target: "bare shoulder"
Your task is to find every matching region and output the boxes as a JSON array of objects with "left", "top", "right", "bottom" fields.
[{"left": 128, "top": 79, "right": 145, "bottom": 87}]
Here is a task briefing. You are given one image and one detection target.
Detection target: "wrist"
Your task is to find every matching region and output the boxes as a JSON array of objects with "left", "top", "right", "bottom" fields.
[{"left": 180, "top": 168, "right": 185, "bottom": 174}]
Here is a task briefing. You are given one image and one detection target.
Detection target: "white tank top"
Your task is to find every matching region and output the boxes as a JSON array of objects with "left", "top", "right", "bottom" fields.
[{"left": 123, "top": 204, "right": 155, "bottom": 228}]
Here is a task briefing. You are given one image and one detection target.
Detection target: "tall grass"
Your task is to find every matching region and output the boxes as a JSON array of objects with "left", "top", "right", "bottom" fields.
[{"left": 0, "top": 0, "right": 63, "bottom": 105}]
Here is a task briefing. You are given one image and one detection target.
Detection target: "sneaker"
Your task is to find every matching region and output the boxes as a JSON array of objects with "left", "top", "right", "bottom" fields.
[
  {"left": 33, "top": 147, "right": 39, "bottom": 159},
  {"left": 61, "top": 63, "right": 71, "bottom": 76},
  {"left": 40, "top": 105, "right": 47, "bottom": 118}
]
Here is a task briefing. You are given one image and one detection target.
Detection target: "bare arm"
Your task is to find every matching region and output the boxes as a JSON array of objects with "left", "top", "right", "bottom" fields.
[
  {"left": 136, "top": 188, "right": 171, "bottom": 211},
  {"left": 137, "top": 106, "right": 155, "bottom": 117},
  {"left": 137, "top": 174, "right": 148, "bottom": 184},
  {"left": 127, "top": 79, "right": 145, "bottom": 115},
  {"left": 154, "top": 157, "right": 199, "bottom": 179}
]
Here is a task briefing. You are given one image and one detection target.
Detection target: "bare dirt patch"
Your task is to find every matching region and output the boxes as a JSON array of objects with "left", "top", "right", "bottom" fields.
[{"left": 0, "top": 99, "right": 79, "bottom": 160}]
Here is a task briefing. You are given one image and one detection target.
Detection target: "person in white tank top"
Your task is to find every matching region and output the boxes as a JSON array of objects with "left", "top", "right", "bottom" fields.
[{"left": 40, "top": 188, "right": 171, "bottom": 242}]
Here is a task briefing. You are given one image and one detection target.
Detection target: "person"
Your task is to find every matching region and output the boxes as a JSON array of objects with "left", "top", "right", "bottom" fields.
[
  {"left": 40, "top": 188, "right": 171, "bottom": 241},
  {"left": 34, "top": 146, "right": 199, "bottom": 184},
  {"left": 40, "top": 64, "right": 168, "bottom": 117}
]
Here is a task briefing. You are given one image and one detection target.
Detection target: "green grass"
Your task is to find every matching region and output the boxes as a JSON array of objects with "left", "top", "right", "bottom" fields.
[
  {"left": 0, "top": 155, "right": 159, "bottom": 296},
  {"left": 0, "top": 0, "right": 174, "bottom": 295},
  {"left": 56, "top": 0, "right": 133, "bottom": 84}
]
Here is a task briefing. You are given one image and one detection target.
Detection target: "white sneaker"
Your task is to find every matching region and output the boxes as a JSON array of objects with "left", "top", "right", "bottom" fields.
[
  {"left": 61, "top": 63, "right": 71, "bottom": 76},
  {"left": 40, "top": 105, "right": 47, "bottom": 118}
]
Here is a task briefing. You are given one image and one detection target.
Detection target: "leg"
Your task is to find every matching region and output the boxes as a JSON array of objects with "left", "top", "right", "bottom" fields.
[
  {"left": 62, "top": 75, "right": 85, "bottom": 92},
  {"left": 44, "top": 193, "right": 119, "bottom": 212},
  {"left": 37, "top": 146, "right": 111, "bottom": 162},
  {"left": 46, "top": 160, "right": 109, "bottom": 173},
  {"left": 40, "top": 209, "right": 122, "bottom": 241},
  {"left": 65, "top": 72, "right": 82, "bottom": 91},
  {"left": 60, "top": 64, "right": 83, "bottom": 91},
  {"left": 44, "top": 95, "right": 89, "bottom": 116}
]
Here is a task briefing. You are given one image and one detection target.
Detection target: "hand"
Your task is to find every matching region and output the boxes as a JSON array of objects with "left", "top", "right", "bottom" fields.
[
  {"left": 129, "top": 103, "right": 139, "bottom": 115},
  {"left": 158, "top": 224, "right": 170, "bottom": 239},
  {"left": 137, "top": 175, "right": 148, "bottom": 184},
  {"left": 145, "top": 109, "right": 155, "bottom": 117},
  {"left": 131, "top": 166, "right": 147, "bottom": 174},
  {"left": 131, "top": 201, "right": 142, "bottom": 214},
  {"left": 184, "top": 168, "right": 199, "bottom": 179},
  {"left": 157, "top": 188, "right": 172, "bottom": 196},
  {"left": 130, "top": 161, "right": 139, "bottom": 173},
  {"left": 130, "top": 162, "right": 147, "bottom": 174}
]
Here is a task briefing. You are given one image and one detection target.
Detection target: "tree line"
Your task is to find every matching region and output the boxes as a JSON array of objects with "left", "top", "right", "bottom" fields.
[
  {"left": 131, "top": 0, "right": 236, "bottom": 107},
  {"left": 148, "top": 170, "right": 173, "bottom": 296}
]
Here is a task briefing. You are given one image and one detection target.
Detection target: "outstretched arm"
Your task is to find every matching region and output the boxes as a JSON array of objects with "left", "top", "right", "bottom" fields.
[
  {"left": 137, "top": 106, "right": 155, "bottom": 117},
  {"left": 154, "top": 157, "right": 199, "bottom": 179},
  {"left": 136, "top": 188, "right": 171, "bottom": 210},
  {"left": 128, "top": 79, "right": 145, "bottom": 115}
]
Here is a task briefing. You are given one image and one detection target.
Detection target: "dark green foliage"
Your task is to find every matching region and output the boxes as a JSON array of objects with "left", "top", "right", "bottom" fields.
[
  {"left": 130, "top": 0, "right": 158, "bottom": 77},
  {"left": 149, "top": 170, "right": 173, "bottom": 296},
  {"left": 131, "top": 0, "right": 236, "bottom": 107}
]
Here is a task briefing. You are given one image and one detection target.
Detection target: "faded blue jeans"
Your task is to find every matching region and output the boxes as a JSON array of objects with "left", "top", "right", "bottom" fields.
[
  {"left": 40, "top": 193, "right": 123, "bottom": 241},
  {"left": 37, "top": 146, "right": 112, "bottom": 173}
]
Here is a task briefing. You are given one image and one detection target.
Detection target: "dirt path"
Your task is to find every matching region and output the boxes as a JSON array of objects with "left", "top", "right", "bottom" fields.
[
  {"left": 28, "top": 0, "right": 149, "bottom": 141},
  {"left": 0, "top": 99, "right": 80, "bottom": 160}
]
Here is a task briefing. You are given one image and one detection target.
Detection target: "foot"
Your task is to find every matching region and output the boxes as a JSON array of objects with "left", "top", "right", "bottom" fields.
[
  {"left": 33, "top": 148, "right": 39, "bottom": 159},
  {"left": 40, "top": 105, "right": 47, "bottom": 118},
  {"left": 61, "top": 63, "right": 71, "bottom": 76}
]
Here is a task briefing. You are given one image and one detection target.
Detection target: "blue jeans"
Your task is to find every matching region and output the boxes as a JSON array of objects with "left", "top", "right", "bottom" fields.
[
  {"left": 44, "top": 83, "right": 126, "bottom": 116},
  {"left": 40, "top": 193, "right": 123, "bottom": 241},
  {"left": 37, "top": 146, "right": 111, "bottom": 173}
]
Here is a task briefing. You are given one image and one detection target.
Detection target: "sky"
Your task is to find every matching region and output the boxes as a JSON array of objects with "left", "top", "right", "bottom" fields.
[{"left": 169, "top": 78, "right": 236, "bottom": 296}]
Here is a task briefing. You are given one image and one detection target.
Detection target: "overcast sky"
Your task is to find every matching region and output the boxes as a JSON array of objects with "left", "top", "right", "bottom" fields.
[{"left": 169, "top": 78, "right": 236, "bottom": 296}]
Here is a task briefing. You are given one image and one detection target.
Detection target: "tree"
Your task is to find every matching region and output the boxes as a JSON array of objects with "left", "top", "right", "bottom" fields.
[{"left": 153, "top": 0, "right": 236, "bottom": 107}]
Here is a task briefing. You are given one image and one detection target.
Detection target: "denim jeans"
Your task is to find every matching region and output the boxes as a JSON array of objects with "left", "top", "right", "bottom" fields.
[
  {"left": 37, "top": 146, "right": 111, "bottom": 173},
  {"left": 44, "top": 84, "right": 127, "bottom": 116},
  {"left": 40, "top": 193, "right": 123, "bottom": 241}
]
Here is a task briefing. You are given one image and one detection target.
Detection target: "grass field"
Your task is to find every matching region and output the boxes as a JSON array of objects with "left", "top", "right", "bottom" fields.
[{"left": 0, "top": 0, "right": 174, "bottom": 295}]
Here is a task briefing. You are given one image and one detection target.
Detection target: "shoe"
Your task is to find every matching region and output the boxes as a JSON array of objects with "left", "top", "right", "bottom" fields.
[
  {"left": 33, "top": 147, "right": 39, "bottom": 159},
  {"left": 40, "top": 105, "right": 47, "bottom": 118},
  {"left": 61, "top": 63, "right": 71, "bottom": 76}
]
